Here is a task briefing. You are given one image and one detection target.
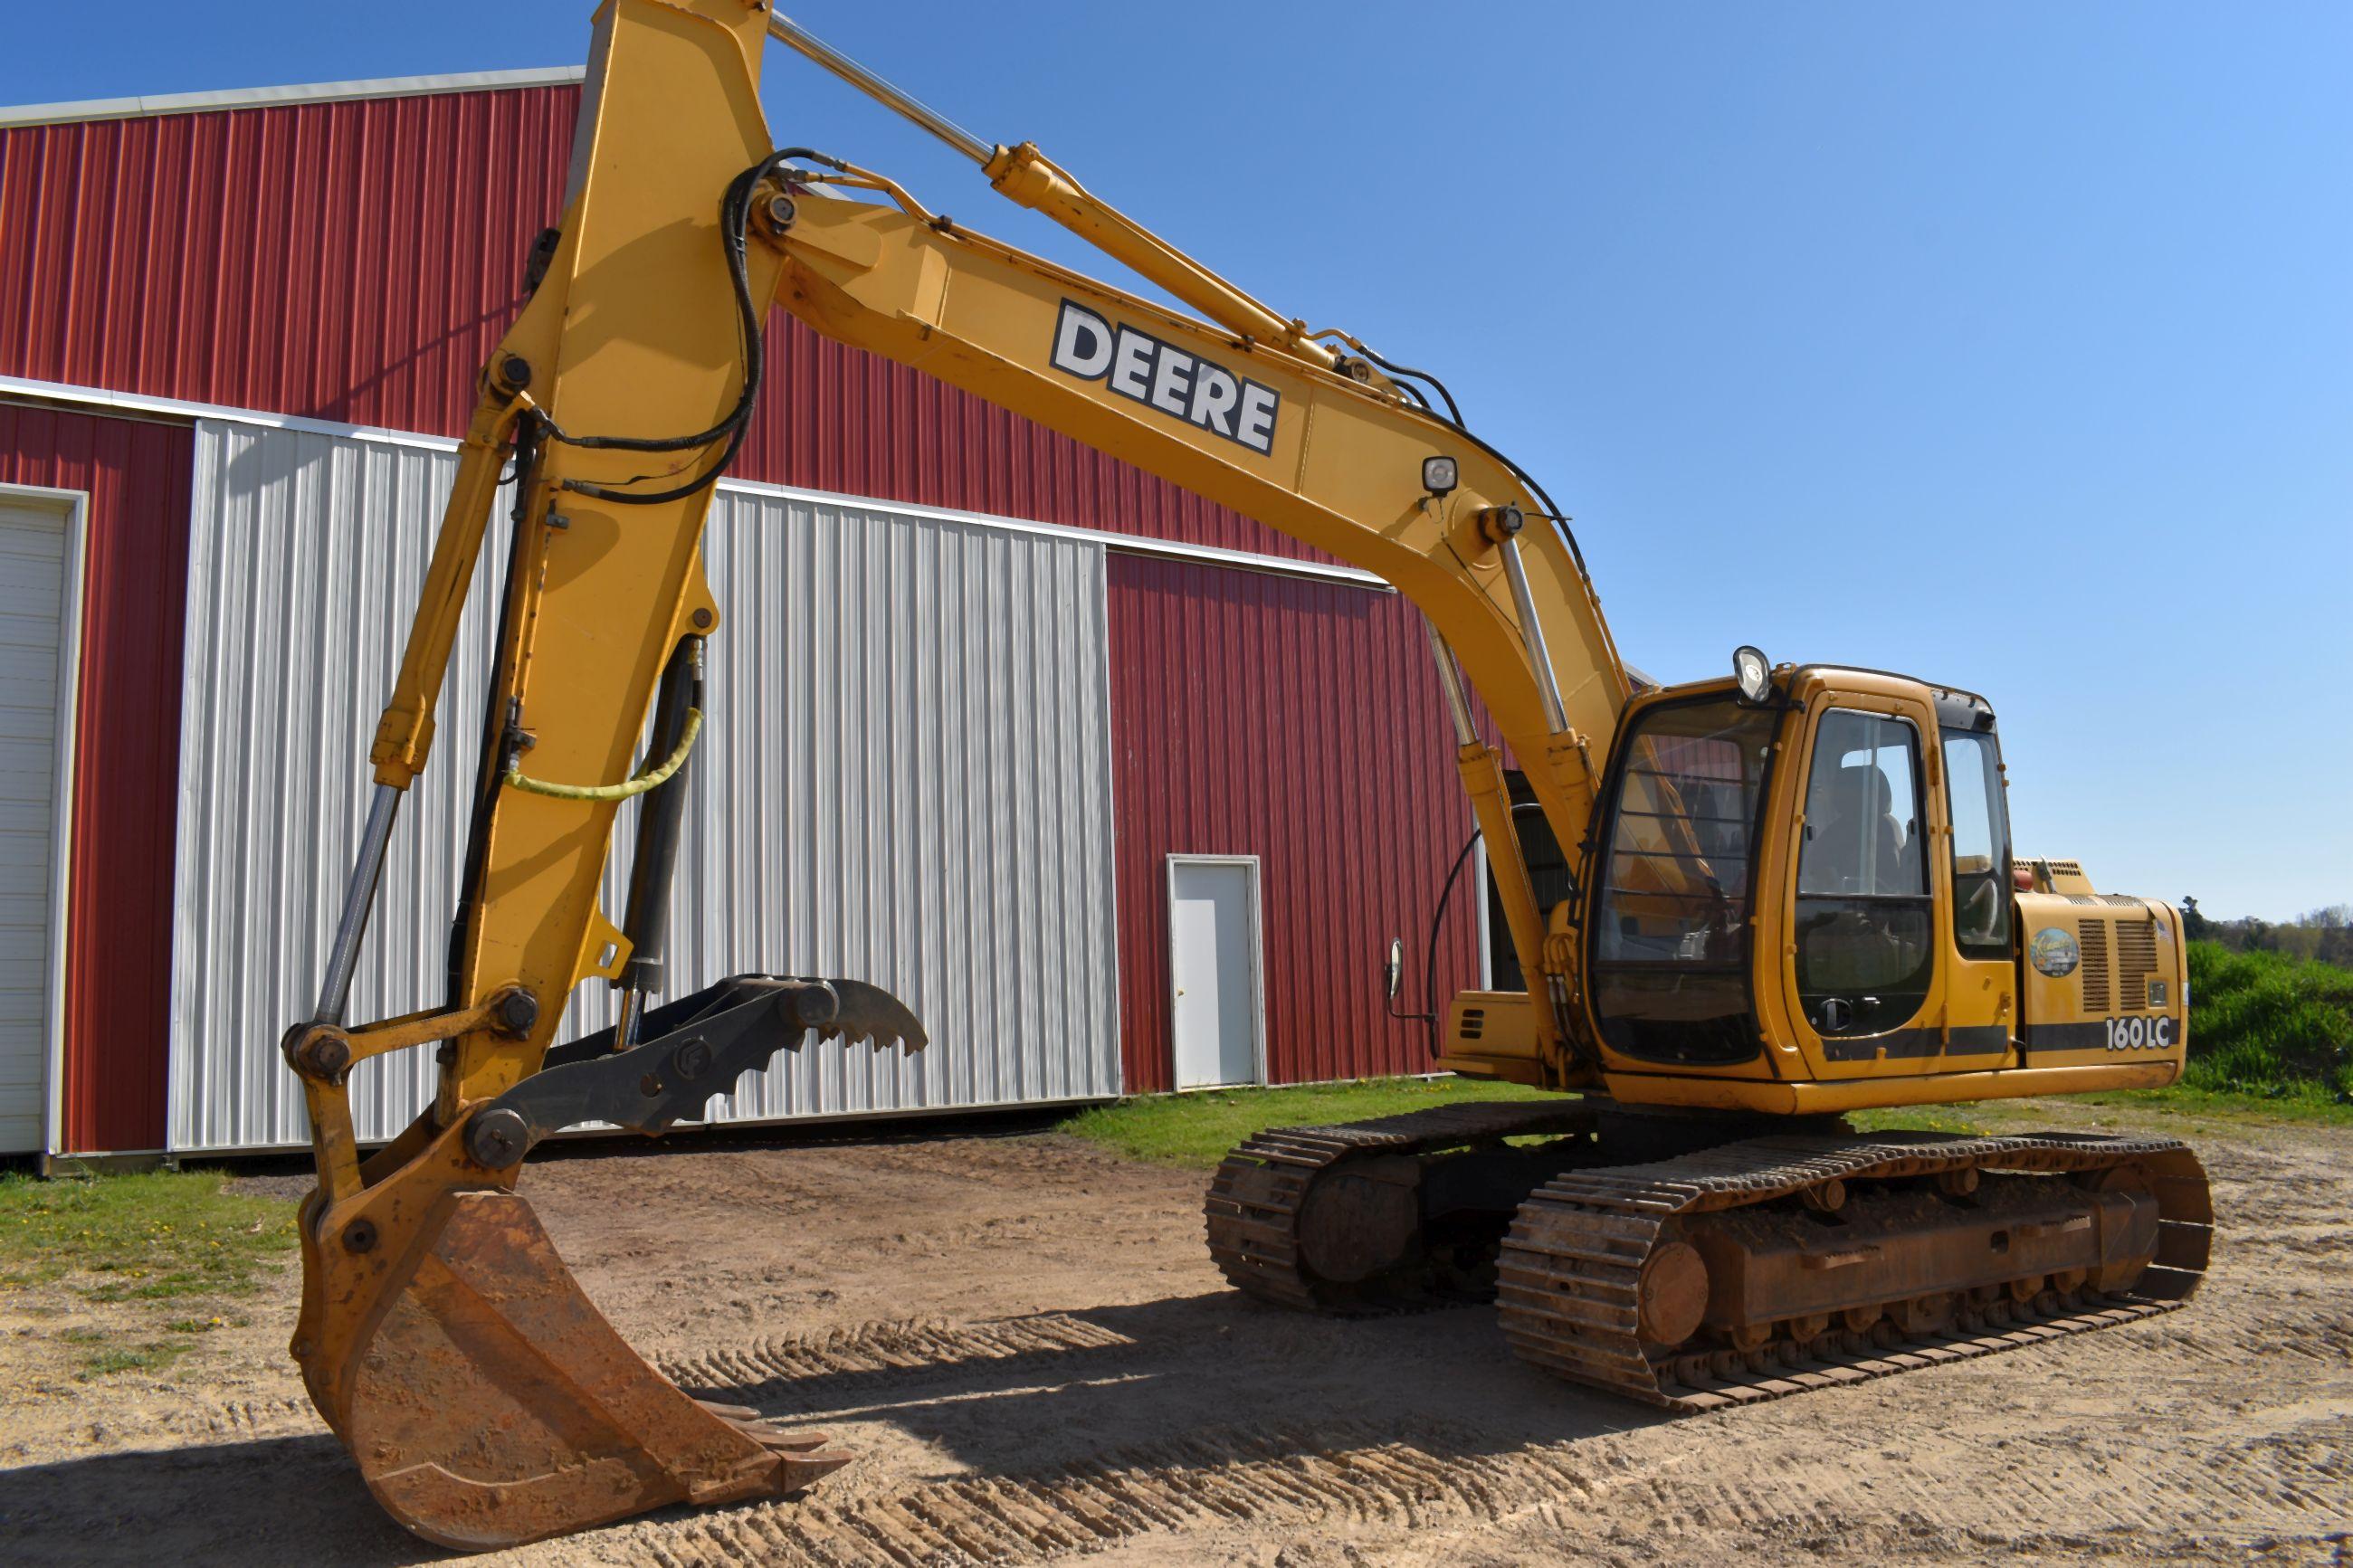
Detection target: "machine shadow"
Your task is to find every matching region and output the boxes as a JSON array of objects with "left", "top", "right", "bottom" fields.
[
  {"left": 676, "top": 1287, "right": 1675, "bottom": 1476},
  {"left": 0, "top": 1290, "right": 1672, "bottom": 1564},
  {"left": 0, "top": 1431, "right": 434, "bottom": 1568}
]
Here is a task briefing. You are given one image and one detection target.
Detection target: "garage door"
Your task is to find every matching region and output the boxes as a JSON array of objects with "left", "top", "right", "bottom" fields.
[{"left": 0, "top": 494, "right": 76, "bottom": 1155}]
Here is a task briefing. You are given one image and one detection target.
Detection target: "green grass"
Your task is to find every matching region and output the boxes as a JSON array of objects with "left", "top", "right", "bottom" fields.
[
  {"left": 1060, "top": 1060, "right": 2353, "bottom": 1173},
  {"left": 70, "top": 1340, "right": 199, "bottom": 1379},
  {"left": 2181, "top": 940, "right": 2352, "bottom": 1106},
  {"left": 0, "top": 1169, "right": 296, "bottom": 1378},
  {"left": 1849, "top": 1085, "right": 2353, "bottom": 1136},
  {"left": 1057, "top": 1076, "right": 1552, "bottom": 1168},
  {"left": 2014, "top": 1083, "right": 2351, "bottom": 1128},
  {"left": 1057, "top": 1078, "right": 2019, "bottom": 1172}
]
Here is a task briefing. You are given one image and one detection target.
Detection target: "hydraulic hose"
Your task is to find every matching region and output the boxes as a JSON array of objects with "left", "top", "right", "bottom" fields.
[
  {"left": 505, "top": 709, "right": 703, "bottom": 801},
  {"left": 538, "top": 148, "right": 850, "bottom": 505}
]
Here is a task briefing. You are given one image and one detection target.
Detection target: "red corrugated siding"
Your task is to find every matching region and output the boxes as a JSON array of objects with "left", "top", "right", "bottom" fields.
[
  {"left": 1108, "top": 556, "right": 1482, "bottom": 1092},
  {"left": 0, "top": 85, "right": 1324, "bottom": 560},
  {"left": 0, "top": 92, "right": 576, "bottom": 432},
  {"left": 0, "top": 401, "right": 190, "bottom": 1154}
]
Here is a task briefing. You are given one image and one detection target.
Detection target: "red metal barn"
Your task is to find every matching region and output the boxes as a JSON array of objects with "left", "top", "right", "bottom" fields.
[{"left": 0, "top": 69, "right": 1486, "bottom": 1161}]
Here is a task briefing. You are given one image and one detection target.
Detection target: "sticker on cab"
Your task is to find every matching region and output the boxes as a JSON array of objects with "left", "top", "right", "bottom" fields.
[{"left": 2029, "top": 927, "right": 2080, "bottom": 978}]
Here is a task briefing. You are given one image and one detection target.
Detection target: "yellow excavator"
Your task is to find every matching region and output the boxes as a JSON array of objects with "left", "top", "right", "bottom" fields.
[{"left": 279, "top": 0, "right": 2211, "bottom": 1550}]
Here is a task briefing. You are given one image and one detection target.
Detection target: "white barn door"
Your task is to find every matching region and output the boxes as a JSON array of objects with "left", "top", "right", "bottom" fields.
[
  {"left": 1168, "top": 856, "right": 1263, "bottom": 1088},
  {"left": 0, "top": 489, "right": 82, "bottom": 1155}
]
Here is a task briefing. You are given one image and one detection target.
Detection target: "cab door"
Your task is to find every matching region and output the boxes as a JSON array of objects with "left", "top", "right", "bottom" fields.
[
  {"left": 1775, "top": 696, "right": 1944, "bottom": 1074},
  {"left": 1931, "top": 718, "right": 2017, "bottom": 1065}
]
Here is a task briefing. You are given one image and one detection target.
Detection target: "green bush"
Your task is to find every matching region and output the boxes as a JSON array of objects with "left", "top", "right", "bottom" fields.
[{"left": 2183, "top": 941, "right": 2353, "bottom": 1104}]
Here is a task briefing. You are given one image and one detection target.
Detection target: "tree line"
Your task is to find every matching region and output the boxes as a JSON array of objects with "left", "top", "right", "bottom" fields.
[{"left": 2180, "top": 899, "right": 2353, "bottom": 970}]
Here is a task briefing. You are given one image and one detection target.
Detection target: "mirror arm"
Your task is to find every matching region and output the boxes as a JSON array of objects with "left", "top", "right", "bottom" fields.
[{"left": 1386, "top": 828, "right": 1487, "bottom": 1056}]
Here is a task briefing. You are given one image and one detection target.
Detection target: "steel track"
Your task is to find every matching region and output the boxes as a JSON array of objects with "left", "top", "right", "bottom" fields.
[
  {"left": 1205, "top": 1100, "right": 1605, "bottom": 1310},
  {"left": 1206, "top": 1104, "right": 2213, "bottom": 1410}
]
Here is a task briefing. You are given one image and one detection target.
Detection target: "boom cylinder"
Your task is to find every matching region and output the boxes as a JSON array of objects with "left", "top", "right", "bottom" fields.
[{"left": 1499, "top": 535, "right": 1571, "bottom": 735}]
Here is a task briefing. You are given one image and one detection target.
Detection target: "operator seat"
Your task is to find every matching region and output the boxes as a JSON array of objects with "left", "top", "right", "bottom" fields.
[{"left": 1811, "top": 766, "right": 1905, "bottom": 892}]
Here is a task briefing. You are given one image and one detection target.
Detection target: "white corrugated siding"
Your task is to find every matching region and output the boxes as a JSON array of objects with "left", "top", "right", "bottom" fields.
[{"left": 168, "top": 421, "right": 1119, "bottom": 1153}]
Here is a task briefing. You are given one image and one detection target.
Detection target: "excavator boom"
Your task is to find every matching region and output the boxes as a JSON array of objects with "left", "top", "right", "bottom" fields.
[{"left": 767, "top": 174, "right": 1631, "bottom": 1021}]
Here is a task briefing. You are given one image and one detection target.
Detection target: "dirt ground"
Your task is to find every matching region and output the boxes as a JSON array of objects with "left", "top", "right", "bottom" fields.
[{"left": 3, "top": 1109, "right": 2348, "bottom": 1566}]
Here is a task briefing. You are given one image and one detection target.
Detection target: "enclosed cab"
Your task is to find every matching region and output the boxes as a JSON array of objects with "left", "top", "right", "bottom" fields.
[{"left": 1441, "top": 662, "right": 2187, "bottom": 1111}]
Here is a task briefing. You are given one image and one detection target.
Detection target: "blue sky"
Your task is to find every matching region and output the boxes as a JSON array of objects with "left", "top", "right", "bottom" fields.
[{"left": 10, "top": 4, "right": 2347, "bottom": 918}]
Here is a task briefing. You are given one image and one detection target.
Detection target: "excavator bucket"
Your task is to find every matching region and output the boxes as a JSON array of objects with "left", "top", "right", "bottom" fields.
[
  {"left": 305, "top": 1189, "right": 846, "bottom": 1551},
  {"left": 290, "top": 974, "right": 925, "bottom": 1550}
]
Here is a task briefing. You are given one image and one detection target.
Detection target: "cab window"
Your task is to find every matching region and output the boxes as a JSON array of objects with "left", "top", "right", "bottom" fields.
[
  {"left": 1940, "top": 728, "right": 2011, "bottom": 955},
  {"left": 1793, "top": 709, "right": 1932, "bottom": 1037},
  {"left": 1588, "top": 696, "right": 1779, "bottom": 1065}
]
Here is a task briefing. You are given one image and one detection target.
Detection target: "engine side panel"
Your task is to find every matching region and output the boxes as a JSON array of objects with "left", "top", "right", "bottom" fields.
[{"left": 2015, "top": 891, "right": 2186, "bottom": 1074}]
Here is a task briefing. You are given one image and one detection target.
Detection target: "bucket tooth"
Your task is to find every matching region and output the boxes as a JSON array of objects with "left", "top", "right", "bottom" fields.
[{"left": 693, "top": 1398, "right": 762, "bottom": 1421}]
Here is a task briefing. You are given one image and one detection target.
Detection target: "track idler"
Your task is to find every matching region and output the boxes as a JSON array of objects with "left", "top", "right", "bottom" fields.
[{"left": 286, "top": 974, "right": 924, "bottom": 1550}]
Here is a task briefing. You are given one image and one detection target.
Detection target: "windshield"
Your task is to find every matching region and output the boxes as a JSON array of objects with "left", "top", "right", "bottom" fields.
[
  {"left": 1587, "top": 694, "right": 1779, "bottom": 1066},
  {"left": 1594, "top": 696, "right": 1779, "bottom": 966}
]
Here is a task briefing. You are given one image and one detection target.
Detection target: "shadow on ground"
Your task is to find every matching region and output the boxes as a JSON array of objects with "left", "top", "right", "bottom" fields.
[
  {"left": 0, "top": 1288, "right": 1666, "bottom": 1563},
  {"left": 0, "top": 1431, "right": 429, "bottom": 1567},
  {"left": 676, "top": 1288, "right": 1669, "bottom": 1474}
]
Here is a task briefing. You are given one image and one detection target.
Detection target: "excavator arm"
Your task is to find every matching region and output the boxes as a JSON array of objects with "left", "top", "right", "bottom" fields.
[{"left": 284, "top": 2, "right": 921, "bottom": 1549}]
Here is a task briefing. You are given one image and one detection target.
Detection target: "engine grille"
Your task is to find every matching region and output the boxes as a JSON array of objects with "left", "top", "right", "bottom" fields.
[
  {"left": 2116, "top": 920, "right": 2160, "bottom": 1011},
  {"left": 2078, "top": 918, "right": 2112, "bottom": 1013}
]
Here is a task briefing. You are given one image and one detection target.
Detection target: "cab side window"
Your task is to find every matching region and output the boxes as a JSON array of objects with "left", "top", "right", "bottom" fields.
[
  {"left": 1940, "top": 728, "right": 2012, "bottom": 955},
  {"left": 1793, "top": 709, "right": 1933, "bottom": 1036}
]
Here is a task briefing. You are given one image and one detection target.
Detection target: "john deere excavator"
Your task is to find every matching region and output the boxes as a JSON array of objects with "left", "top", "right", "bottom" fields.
[{"left": 280, "top": 0, "right": 2212, "bottom": 1549}]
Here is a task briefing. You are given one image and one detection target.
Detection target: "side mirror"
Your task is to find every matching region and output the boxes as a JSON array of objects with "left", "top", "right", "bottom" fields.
[
  {"left": 1732, "top": 643, "right": 1773, "bottom": 705},
  {"left": 1383, "top": 937, "right": 1404, "bottom": 1002}
]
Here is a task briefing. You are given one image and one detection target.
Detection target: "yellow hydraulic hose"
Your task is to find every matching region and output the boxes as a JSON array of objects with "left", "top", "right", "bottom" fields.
[{"left": 505, "top": 709, "right": 703, "bottom": 801}]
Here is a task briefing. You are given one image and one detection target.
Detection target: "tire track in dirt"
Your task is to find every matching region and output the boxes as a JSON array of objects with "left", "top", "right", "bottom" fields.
[
  {"left": 2165, "top": 1309, "right": 2353, "bottom": 1367},
  {"left": 631, "top": 1392, "right": 2352, "bottom": 1568},
  {"left": 147, "top": 1393, "right": 314, "bottom": 1439},
  {"left": 654, "top": 1315, "right": 1138, "bottom": 1403},
  {"left": 13, "top": 1121, "right": 2348, "bottom": 1567},
  {"left": 640, "top": 1424, "right": 1478, "bottom": 1568}
]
